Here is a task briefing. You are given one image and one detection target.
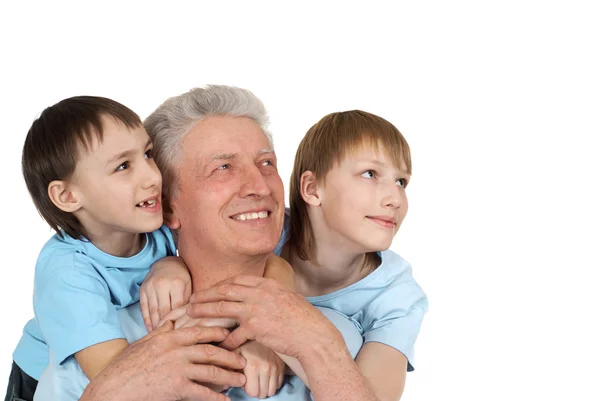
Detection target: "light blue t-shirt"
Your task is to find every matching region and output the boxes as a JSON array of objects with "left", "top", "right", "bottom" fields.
[
  {"left": 275, "top": 211, "right": 428, "bottom": 371},
  {"left": 13, "top": 225, "right": 176, "bottom": 379},
  {"left": 34, "top": 302, "right": 363, "bottom": 401}
]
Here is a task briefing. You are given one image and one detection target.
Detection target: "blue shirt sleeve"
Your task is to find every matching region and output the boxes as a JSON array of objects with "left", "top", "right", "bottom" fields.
[
  {"left": 362, "top": 274, "right": 428, "bottom": 371},
  {"left": 34, "top": 253, "right": 126, "bottom": 366}
]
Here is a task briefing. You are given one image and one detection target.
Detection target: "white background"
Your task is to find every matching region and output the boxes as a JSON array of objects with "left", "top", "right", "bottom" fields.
[{"left": 1, "top": 1, "right": 599, "bottom": 400}]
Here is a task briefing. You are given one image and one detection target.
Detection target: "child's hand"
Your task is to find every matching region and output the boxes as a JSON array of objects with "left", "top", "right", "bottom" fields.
[
  {"left": 236, "top": 340, "right": 285, "bottom": 398},
  {"left": 157, "top": 304, "right": 238, "bottom": 330},
  {"left": 264, "top": 253, "right": 295, "bottom": 292},
  {"left": 140, "top": 256, "right": 192, "bottom": 332}
]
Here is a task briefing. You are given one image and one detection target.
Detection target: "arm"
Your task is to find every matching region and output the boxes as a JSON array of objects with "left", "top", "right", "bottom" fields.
[
  {"left": 75, "top": 339, "right": 129, "bottom": 379},
  {"left": 263, "top": 253, "right": 295, "bottom": 291},
  {"left": 79, "top": 322, "right": 247, "bottom": 401},
  {"left": 188, "top": 275, "right": 380, "bottom": 401},
  {"left": 355, "top": 343, "right": 408, "bottom": 401}
]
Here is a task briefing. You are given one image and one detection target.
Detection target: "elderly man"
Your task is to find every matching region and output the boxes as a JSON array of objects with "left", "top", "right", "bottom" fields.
[{"left": 34, "top": 85, "right": 370, "bottom": 401}]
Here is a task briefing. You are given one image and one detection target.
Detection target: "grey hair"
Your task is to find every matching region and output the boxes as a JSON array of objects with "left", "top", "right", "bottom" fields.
[{"left": 144, "top": 84, "right": 272, "bottom": 200}]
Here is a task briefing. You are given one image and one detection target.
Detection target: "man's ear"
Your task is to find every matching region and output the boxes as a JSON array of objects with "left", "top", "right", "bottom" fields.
[
  {"left": 48, "top": 180, "right": 81, "bottom": 213},
  {"left": 162, "top": 197, "right": 181, "bottom": 230},
  {"left": 300, "top": 171, "right": 321, "bottom": 206}
]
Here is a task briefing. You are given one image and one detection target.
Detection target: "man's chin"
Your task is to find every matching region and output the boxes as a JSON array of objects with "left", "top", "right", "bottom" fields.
[{"left": 237, "top": 239, "right": 279, "bottom": 256}]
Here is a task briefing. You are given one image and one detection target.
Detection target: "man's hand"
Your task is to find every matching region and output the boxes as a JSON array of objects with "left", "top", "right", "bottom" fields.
[
  {"left": 140, "top": 256, "right": 192, "bottom": 331},
  {"left": 158, "top": 303, "right": 238, "bottom": 330},
  {"left": 80, "top": 321, "right": 246, "bottom": 401},
  {"left": 236, "top": 341, "right": 285, "bottom": 398},
  {"left": 188, "top": 275, "right": 344, "bottom": 358}
]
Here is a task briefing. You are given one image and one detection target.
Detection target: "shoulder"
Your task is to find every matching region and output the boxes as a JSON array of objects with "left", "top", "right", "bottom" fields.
[
  {"left": 147, "top": 225, "right": 177, "bottom": 255},
  {"left": 365, "top": 250, "right": 428, "bottom": 312},
  {"left": 36, "top": 233, "right": 86, "bottom": 272},
  {"left": 35, "top": 234, "right": 110, "bottom": 286}
]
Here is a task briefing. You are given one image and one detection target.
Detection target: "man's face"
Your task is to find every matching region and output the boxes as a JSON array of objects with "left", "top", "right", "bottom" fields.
[{"left": 169, "top": 115, "right": 285, "bottom": 259}]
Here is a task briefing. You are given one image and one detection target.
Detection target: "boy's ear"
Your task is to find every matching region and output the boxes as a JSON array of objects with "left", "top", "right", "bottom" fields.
[
  {"left": 48, "top": 180, "right": 81, "bottom": 213},
  {"left": 300, "top": 171, "right": 321, "bottom": 206},
  {"left": 162, "top": 197, "right": 181, "bottom": 230}
]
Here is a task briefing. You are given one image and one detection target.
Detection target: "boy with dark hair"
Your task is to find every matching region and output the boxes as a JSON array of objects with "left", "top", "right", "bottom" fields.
[{"left": 7, "top": 96, "right": 182, "bottom": 401}]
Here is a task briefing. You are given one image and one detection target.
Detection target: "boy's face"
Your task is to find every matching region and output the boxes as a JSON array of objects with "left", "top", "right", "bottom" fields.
[
  {"left": 315, "top": 143, "right": 410, "bottom": 253},
  {"left": 69, "top": 116, "right": 163, "bottom": 239}
]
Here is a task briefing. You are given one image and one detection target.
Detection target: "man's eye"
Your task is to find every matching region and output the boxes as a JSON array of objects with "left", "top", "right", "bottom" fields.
[
  {"left": 262, "top": 160, "right": 274, "bottom": 166},
  {"left": 145, "top": 149, "right": 153, "bottom": 159},
  {"left": 361, "top": 170, "right": 375, "bottom": 179},
  {"left": 116, "top": 161, "right": 129, "bottom": 171},
  {"left": 396, "top": 178, "right": 407, "bottom": 188},
  {"left": 217, "top": 164, "right": 230, "bottom": 170}
]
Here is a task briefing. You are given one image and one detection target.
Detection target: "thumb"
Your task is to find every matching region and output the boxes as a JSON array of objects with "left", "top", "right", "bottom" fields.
[{"left": 220, "top": 326, "right": 253, "bottom": 350}]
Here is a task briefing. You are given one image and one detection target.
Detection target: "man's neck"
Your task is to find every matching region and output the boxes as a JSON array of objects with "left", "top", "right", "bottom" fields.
[{"left": 178, "top": 238, "right": 269, "bottom": 291}]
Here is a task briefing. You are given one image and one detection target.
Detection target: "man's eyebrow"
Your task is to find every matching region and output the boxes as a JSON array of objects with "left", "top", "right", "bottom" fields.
[
  {"left": 258, "top": 148, "right": 275, "bottom": 155},
  {"left": 212, "top": 153, "right": 236, "bottom": 160},
  {"left": 107, "top": 138, "right": 152, "bottom": 165}
]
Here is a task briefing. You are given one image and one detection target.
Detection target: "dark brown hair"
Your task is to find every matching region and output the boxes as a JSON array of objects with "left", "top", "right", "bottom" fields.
[
  {"left": 289, "top": 110, "right": 412, "bottom": 261},
  {"left": 22, "top": 96, "right": 142, "bottom": 239}
]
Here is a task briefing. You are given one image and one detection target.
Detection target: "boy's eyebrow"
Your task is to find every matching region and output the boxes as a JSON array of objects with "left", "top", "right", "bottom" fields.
[
  {"left": 107, "top": 138, "right": 152, "bottom": 164},
  {"left": 360, "top": 158, "right": 410, "bottom": 174}
]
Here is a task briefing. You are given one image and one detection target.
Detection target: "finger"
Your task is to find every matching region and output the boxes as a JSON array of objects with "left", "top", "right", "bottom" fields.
[
  {"left": 173, "top": 325, "right": 231, "bottom": 347},
  {"left": 137, "top": 319, "right": 174, "bottom": 344},
  {"left": 160, "top": 307, "right": 188, "bottom": 328},
  {"left": 186, "top": 364, "right": 246, "bottom": 389},
  {"left": 278, "top": 373, "right": 284, "bottom": 389},
  {"left": 190, "top": 284, "right": 260, "bottom": 305},
  {"left": 188, "top": 343, "right": 247, "bottom": 371},
  {"left": 147, "top": 288, "right": 161, "bottom": 330},
  {"left": 170, "top": 285, "right": 186, "bottom": 311},
  {"left": 243, "top": 366, "right": 259, "bottom": 398},
  {"left": 184, "top": 281, "right": 193, "bottom": 303},
  {"left": 259, "top": 370, "right": 270, "bottom": 399},
  {"left": 220, "top": 326, "right": 254, "bottom": 351},
  {"left": 183, "top": 381, "right": 232, "bottom": 401},
  {"left": 189, "top": 275, "right": 266, "bottom": 303},
  {"left": 268, "top": 372, "right": 278, "bottom": 397},
  {"left": 187, "top": 301, "right": 248, "bottom": 320},
  {"left": 157, "top": 286, "right": 173, "bottom": 321},
  {"left": 140, "top": 290, "right": 152, "bottom": 332}
]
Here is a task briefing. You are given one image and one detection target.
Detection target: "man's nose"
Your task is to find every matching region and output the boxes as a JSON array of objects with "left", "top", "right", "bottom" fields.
[{"left": 240, "top": 165, "right": 270, "bottom": 198}]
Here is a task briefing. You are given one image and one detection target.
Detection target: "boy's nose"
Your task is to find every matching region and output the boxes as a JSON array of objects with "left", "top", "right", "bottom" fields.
[
  {"left": 381, "top": 183, "right": 402, "bottom": 209},
  {"left": 142, "top": 163, "right": 162, "bottom": 189}
]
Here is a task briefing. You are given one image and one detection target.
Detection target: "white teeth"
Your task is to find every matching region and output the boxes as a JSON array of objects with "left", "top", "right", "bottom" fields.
[
  {"left": 137, "top": 199, "right": 157, "bottom": 207},
  {"left": 233, "top": 211, "right": 269, "bottom": 221}
]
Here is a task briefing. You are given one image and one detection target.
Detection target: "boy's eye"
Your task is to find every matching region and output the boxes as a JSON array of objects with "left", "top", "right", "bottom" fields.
[
  {"left": 145, "top": 149, "right": 153, "bottom": 159},
  {"left": 361, "top": 170, "right": 375, "bottom": 179},
  {"left": 396, "top": 178, "right": 407, "bottom": 188},
  {"left": 116, "top": 161, "right": 129, "bottom": 172}
]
